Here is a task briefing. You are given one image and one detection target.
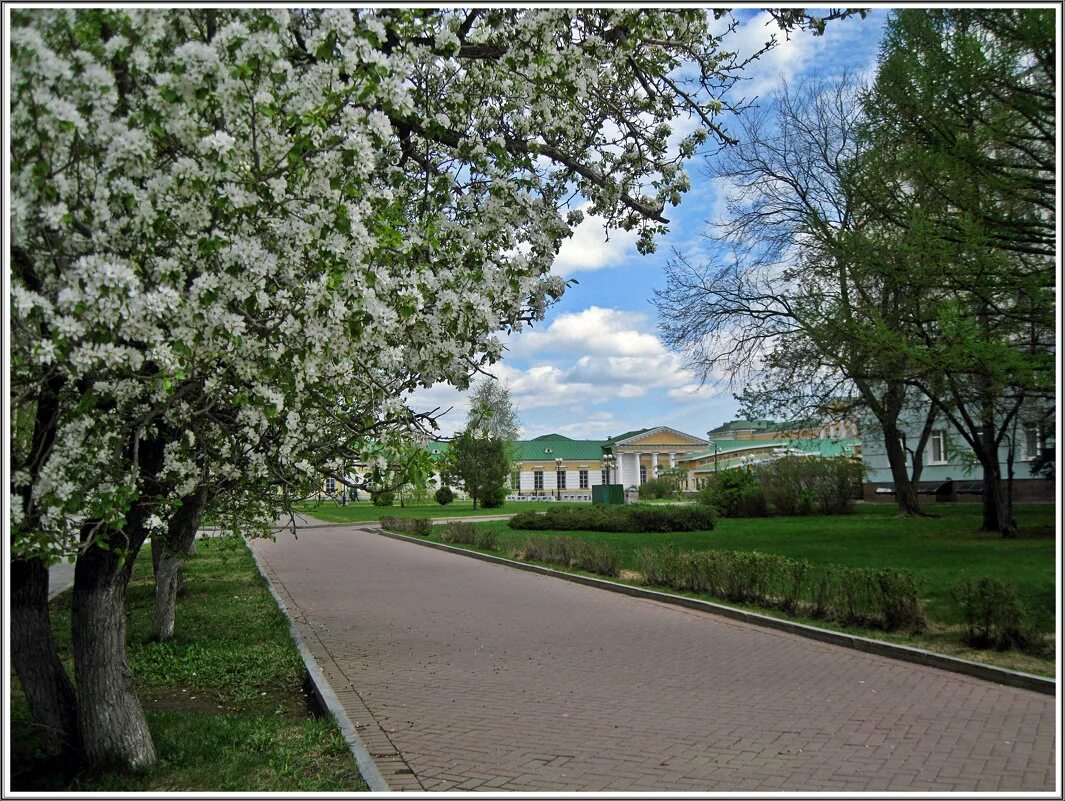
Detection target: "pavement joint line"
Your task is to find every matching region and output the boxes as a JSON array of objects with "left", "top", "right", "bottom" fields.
[
  {"left": 248, "top": 543, "right": 396, "bottom": 792},
  {"left": 365, "top": 526, "right": 1055, "bottom": 697}
]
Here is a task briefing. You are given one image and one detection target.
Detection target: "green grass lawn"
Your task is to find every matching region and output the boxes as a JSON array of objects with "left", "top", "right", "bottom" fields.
[
  {"left": 404, "top": 502, "right": 1056, "bottom": 674},
  {"left": 10, "top": 537, "right": 367, "bottom": 792},
  {"left": 296, "top": 497, "right": 587, "bottom": 524}
]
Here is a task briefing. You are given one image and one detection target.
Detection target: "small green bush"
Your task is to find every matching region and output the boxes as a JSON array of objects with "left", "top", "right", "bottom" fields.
[
  {"left": 758, "top": 456, "right": 863, "bottom": 516},
  {"left": 379, "top": 516, "right": 431, "bottom": 536},
  {"left": 634, "top": 547, "right": 922, "bottom": 632},
  {"left": 480, "top": 486, "right": 507, "bottom": 509},
  {"left": 434, "top": 487, "right": 454, "bottom": 506},
  {"left": 514, "top": 535, "right": 620, "bottom": 577},
  {"left": 698, "top": 469, "right": 768, "bottom": 518},
  {"left": 951, "top": 575, "right": 1030, "bottom": 650},
  {"left": 440, "top": 521, "right": 498, "bottom": 550},
  {"left": 508, "top": 505, "right": 716, "bottom": 533},
  {"left": 371, "top": 491, "right": 394, "bottom": 507}
]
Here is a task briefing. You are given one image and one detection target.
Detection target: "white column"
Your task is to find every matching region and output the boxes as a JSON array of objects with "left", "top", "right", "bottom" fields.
[
  {"left": 651, "top": 452, "right": 659, "bottom": 476},
  {"left": 618, "top": 452, "right": 628, "bottom": 486},
  {"left": 669, "top": 452, "right": 676, "bottom": 468}
]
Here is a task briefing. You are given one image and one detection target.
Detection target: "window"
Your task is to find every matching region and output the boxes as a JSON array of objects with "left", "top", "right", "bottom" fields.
[
  {"left": 1022, "top": 424, "right": 1041, "bottom": 461},
  {"left": 557, "top": 469, "right": 566, "bottom": 489},
  {"left": 325, "top": 476, "right": 336, "bottom": 492},
  {"left": 639, "top": 465, "right": 647, "bottom": 484},
  {"left": 579, "top": 469, "right": 589, "bottom": 489},
  {"left": 533, "top": 470, "right": 543, "bottom": 491},
  {"left": 601, "top": 468, "right": 609, "bottom": 485},
  {"left": 511, "top": 470, "right": 520, "bottom": 490},
  {"left": 927, "top": 430, "right": 947, "bottom": 465}
]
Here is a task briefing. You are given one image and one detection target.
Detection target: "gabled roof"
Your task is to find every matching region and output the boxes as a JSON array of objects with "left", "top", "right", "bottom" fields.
[
  {"left": 609, "top": 426, "right": 709, "bottom": 447},
  {"left": 603, "top": 428, "right": 651, "bottom": 444},
  {"left": 529, "top": 433, "right": 574, "bottom": 441}
]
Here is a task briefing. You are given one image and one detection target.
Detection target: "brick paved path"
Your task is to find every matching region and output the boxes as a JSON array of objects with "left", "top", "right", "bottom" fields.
[{"left": 250, "top": 524, "right": 1057, "bottom": 792}]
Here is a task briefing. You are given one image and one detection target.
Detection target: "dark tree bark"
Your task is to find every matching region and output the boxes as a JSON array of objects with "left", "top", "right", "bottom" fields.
[
  {"left": 11, "top": 557, "right": 80, "bottom": 756},
  {"left": 71, "top": 438, "right": 165, "bottom": 770},
  {"left": 153, "top": 486, "right": 207, "bottom": 641},
  {"left": 881, "top": 419, "right": 925, "bottom": 517}
]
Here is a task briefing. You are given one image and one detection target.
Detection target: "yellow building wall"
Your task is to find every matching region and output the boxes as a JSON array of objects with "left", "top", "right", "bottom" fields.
[{"left": 625, "top": 431, "right": 702, "bottom": 447}]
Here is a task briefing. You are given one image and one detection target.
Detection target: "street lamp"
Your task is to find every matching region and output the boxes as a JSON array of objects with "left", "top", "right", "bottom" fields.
[
  {"left": 706, "top": 433, "right": 720, "bottom": 473},
  {"left": 554, "top": 457, "right": 564, "bottom": 501},
  {"left": 602, "top": 453, "right": 616, "bottom": 486}
]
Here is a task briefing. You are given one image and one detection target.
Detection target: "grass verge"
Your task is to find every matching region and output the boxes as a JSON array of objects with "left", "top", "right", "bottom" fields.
[
  {"left": 380, "top": 504, "right": 1056, "bottom": 676},
  {"left": 10, "top": 536, "right": 367, "bottom": 792}
]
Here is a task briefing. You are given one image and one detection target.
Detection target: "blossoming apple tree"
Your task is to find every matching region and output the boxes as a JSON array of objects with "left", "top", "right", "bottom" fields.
[{"left": 9, "top": 7, "right": 848, "bottom": 769}]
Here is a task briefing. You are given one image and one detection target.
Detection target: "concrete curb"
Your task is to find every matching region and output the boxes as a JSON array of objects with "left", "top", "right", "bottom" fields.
[
  {"left": 248, "top": 545, "right": 392, "bottom": 792},
  {"left": 369, "top": 527, "right": 1056, "bottom": 697}
]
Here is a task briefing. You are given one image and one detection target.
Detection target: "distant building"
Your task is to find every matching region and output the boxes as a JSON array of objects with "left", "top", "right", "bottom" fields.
[
  {"left": 860, "top": 403, "right": 1054, "bottom": 503},
  {"left": 426, "top": 424, "right": 859, "bottom": 498}
]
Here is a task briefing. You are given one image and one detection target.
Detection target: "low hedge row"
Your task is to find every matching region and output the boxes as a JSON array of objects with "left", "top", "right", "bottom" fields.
[
  {"left": 510, "top": 535, "right": 622, "bottom": 577},
  {"left": 951, "top": 575, "right": 1034, "bottom": 651},
  {"left": 636, "top": 547, "right": 924, "bottom": 632},
  {"left": 508, "top": 505, "right": 717, "bottom": 533},
  {"left": 378, "top": 517, "right": 431, "bottom": 537},
  {"left": 440, "top": 521, "right": 498, "bottom": 550}
]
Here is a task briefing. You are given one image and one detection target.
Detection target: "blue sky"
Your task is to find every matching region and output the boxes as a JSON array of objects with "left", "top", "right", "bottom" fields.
[{"left": 413, "top": 9, "right": 891, "bottom": 440}]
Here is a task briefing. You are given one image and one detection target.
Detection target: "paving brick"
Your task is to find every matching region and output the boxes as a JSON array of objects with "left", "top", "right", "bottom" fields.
[{"left": 251, "top": 526, "right": 1056, "bottom": 793}]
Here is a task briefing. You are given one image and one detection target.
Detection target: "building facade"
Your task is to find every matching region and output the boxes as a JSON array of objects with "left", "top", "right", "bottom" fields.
[{"left": 860, "top": 405, "right": 1054, "bottom": 503}]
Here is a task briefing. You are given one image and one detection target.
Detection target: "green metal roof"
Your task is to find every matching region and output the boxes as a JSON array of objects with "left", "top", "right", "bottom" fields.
[
  {"left": 688, "top": 437, "right": 861, "bottom": 472},
  {"left": 513, "top": 438, "right": 606, "bottom": 461},
  {"left": 425, "top": 437, "right": 607, "bottom": 462},
  {"left": 603, "top": 428, "right": 652, "bottom": 444},
  {"left": 708, "top": 418, "right": 819, "bottom": 434}
]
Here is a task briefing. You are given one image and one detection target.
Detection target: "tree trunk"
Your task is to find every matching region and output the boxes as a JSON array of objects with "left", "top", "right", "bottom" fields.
[
  {"left": 153, "top": 486, "right": 207, "bottom": 641},
  {"left": 11, "top": 557, "right": 79, "bottom": 757},
  {"left": 881, "top": 420, "right": 927, "bottom": 517},
  {"left": 981, "top": 461, "right": 1018, "bottom": 538},
  {"left": 72, "top": 514, "right": 156, "bottom": 769},
  {"left": 72, "top": 433, "right": 166, "bottom": 771}
]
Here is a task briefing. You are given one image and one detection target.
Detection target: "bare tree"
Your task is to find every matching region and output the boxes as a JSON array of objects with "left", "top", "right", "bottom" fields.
[{"left": 656, "top": 72, "right": 938, "bottom": 516}]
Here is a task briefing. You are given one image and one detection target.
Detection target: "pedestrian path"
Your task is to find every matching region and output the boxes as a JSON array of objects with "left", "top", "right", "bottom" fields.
[
  {"left": 250, "top": 522, "right": 1056, "bottom": 792},
  {"left": 48, "top": 562, "right": 75, "bottom": 600}
]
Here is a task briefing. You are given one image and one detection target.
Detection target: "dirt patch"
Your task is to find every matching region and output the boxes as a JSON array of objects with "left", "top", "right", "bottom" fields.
[{"left": 619, "top": 569, "right": 643, "bottom": 582}]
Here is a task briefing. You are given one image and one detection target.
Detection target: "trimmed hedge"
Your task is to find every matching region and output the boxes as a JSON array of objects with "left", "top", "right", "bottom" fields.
[
  {"left": 379, "top": 516, "right": 431, "bottom": 536},
  {"left": 508, "top": 505, "right": 717, "bottom": 533},
  {"left": 434, "top": 487, "right": 455, "bottom": 506},
  {"left": 440, "top": 521, "right": 498, "bottom": 550},
  {"left": 635, "top": 547, "right": 924, "bottom": 632},
  {"left": 510, "top": 535, "right": 622, "bottom": 577},
  {"left": 951, "top": 575, "right": 1031, "bottom": 650}
]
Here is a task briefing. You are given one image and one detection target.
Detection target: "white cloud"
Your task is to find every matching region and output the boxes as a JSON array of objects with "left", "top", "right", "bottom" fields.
[
  {"left": 552, "top": 207, "right": 639, "bottom": 276},
  {"left": 509, "top": 306, "right": 662, "bottom": 357}
]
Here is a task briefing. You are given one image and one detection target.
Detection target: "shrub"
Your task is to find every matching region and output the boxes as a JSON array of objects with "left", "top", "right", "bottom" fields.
[
  {"left": 570, "top": 541, "right": 622, "bottom": 577},
  {"left": 515, "top": 535, "right": 620, "bottom": 577},
  {"left": 951, "top": 575, "right": 1030, "bottom": 650},
  {"left": 634, "top": 547, "right": 923, "bottom": 632},
  {"left": 441, "top": 521, "right": 497, "bottom": 550},
  {"left": 371, "top": 491, "right": 395, "bottom": 507},
  {"left": 434, "top": 486, "right": 455, "bottom": 506},
  {"left": 758, "top": 456, "right": 863, "bottom": 516},
  {"left": 507, "top": 505, "right": 716, "bottom": 533},
  {"left": 379, "top": 516, "right": 431, "bottom": 536},
  {"left": 639, "top": 478, "right": 673, "bottom": 500},
  {"left": 480, "top": 485, "right": 507, "bottom": 509},
  {"left": 698, "top": 469, "right": 768, "bottom": 518}
]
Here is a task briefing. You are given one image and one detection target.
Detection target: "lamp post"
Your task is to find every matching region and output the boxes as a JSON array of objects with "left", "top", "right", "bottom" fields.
[
  {"left": 706, "top": 433, "right": 720, "bottom": 473},
  {"left": 554, "top": 457, "right": 564, "bottom": 501},
  {"left": 602, "top": 453, "right": 616, "bottom": 486}
]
